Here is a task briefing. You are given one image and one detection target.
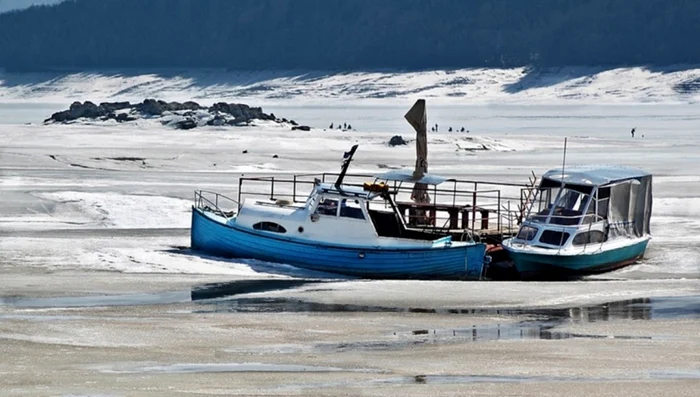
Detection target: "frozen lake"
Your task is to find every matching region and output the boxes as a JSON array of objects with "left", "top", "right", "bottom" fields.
[{"left": 1, "top": 101, "right": 699, "bottom": 396}]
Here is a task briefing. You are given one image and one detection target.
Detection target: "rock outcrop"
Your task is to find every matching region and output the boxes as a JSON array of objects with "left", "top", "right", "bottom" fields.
[{"left": 44, "top": 99, "right": 291, "bottom": 130}]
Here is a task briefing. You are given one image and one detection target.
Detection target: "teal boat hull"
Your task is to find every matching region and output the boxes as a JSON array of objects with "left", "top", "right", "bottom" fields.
[{"left": 505, "top": 239, "right": 649, "bottom": 280}]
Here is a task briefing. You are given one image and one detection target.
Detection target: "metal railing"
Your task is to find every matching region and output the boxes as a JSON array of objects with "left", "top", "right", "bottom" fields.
[
  {"left": 233, "top": 172, "right": 530, "bottom": 239},
  {"left": 194, "top": 190, "right": 240, "bottom": 220}
]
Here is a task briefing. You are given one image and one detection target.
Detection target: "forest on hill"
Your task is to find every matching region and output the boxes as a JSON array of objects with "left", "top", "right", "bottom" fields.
[{"left": 0, "top": 0, "right": 697, "bottom": 71}]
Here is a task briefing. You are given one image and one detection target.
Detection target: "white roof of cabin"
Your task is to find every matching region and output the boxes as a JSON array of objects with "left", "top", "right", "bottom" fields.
[
  {"left": 542, "top": 165, "right": 651, "bottom": 186},
  {"left": 316, "top": 183, "right": 378, "bottom": 199},
  {"left": 374, "top": 169, "right": 448, "bottom": 185}
]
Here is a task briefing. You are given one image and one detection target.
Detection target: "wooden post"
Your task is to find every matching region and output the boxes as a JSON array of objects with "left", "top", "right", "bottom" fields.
[
  {"left": 481, "top": 209, "right": 489, "bottom": 230},
  {"left": 449, "top": 209, "right": 458, "bottom": 229}
]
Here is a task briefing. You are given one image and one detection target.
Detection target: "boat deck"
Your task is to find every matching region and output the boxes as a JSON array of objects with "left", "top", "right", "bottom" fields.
[{"left": 224, "top": 172, "right": 530, "bottom": 245}]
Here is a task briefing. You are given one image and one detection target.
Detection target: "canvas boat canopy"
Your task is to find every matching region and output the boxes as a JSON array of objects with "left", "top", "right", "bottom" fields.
[
  {"left": 374, "top": 169, "right": 449, "bottom": 185},
  {"left": 533, "top": 165, "right": 652, "bottom": 239},
  {"left": 541, "top": 165, "right": 651, "bottom": 186}
]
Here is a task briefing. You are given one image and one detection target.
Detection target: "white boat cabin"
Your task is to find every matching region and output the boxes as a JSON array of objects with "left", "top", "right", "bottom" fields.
[
  {"left": 512, "top": 166, "right": 652, "bottom": 250},
  {"left": 233, "top": 180, "right": 458, "bottom": 247}
]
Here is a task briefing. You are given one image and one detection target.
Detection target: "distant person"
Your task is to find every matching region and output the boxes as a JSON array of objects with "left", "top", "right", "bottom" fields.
[
  {"left": 448, "top": 127, "right": 453, "bottom": 132},
  {"left": 435, "top": 123, "right": 439, "bottom": 132},
  {"left": 329, "top": 123, "right": 334, "bottom": 129},
  {"left": 460, "top": 127, "right": 465, "bottom": 132},
  {"left": 343, "top": 122, "right": 347, "bottom": 130},
  {"left": 347, "top": 124, "right": 352, "bottom": 130},
  {"left": 631, "top": 127, "right": 636, "bottom": 138}
]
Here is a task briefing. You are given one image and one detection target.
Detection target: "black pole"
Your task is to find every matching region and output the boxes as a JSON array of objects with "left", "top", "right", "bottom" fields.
[{"left": 335, "top": 144, "right": 359, "bottom": 189}]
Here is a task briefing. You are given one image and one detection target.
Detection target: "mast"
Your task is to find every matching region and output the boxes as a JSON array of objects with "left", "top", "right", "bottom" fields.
[{"left": 334, "top": 144, "right": 359, "bottom": 189}]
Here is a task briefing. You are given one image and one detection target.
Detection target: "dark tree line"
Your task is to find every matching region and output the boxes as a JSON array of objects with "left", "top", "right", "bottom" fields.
[{"left": 0, "top": 0, "right": 698, "bottom": 71}]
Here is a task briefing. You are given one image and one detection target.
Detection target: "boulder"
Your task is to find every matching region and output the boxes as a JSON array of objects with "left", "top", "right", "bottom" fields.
[
  {"left": 136, "top": 99, "right": 165, "bottom": 116},
  {"left": 206, "top": 115, "right": 227, "bottom": 126},
  {"left": 64, "top": 101, "right": 108, "bottom": 120},
  {"left": 388, "top": 135, "right": 407, "bottom": 146},
  {"left": 45, "top": 110, "right": 70, "bottom": 123},
  {"left": 115, "top": 113, "right": 136, "bottom": 122},
  {"left": 292, "top": 125, "right": 311, "bottom": 131},
  {"left": 160, "top": 101, "right": 203, "bottom": 112},
  {"left": 99, "top": 101, "right": 131, "bottom": 113},
  {"left": 174, "top": 118, "right": 198, "bottom": 130},
  {"left": 182, "top": 101, "right": 202, "bottom": 110}
]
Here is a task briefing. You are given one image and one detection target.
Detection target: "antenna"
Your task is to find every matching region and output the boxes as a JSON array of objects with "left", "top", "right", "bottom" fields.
[{"left": 561, "top": 137, "right": 567, "bottom": 185}]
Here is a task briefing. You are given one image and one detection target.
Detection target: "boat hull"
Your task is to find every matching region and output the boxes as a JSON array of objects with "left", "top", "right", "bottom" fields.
[
  {"left": 191, "top": 207, "right": 487, "bottom": 280},
  {"left": 503, "top": 239, "right": 649, "bottom": 280}
]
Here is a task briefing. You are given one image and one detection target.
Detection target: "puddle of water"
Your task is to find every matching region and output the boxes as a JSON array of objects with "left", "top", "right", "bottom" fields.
[
  {"left": 190, "top": 279, "right": 320, "bottom": 300},
  {"left": 196, "top": 294, "right": 700, "bottom": 324},
  {"left": 100, "top": 363, "right": 383, "bottom": 374},
  {"left": 0, "top": 291, "right": 191, "bottom": 308},
  {"left": 0, "top": 279, "right": 318, "bottom": 309},
  {"left": 310, "top": 322, "right": 653, "bottom": 353},
  {"left": 263, "top": 369, "right": 700, "bottom": 392},
  {"left": 650, "top": 369, "right": 700, "bottom": 380},
  {"left": 373, "top": 370, "right": 700, "bottom": 385}
]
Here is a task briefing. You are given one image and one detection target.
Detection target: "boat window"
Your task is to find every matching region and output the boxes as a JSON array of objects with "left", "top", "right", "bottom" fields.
[
  {"left": 252, "top": 222, "right": 287, "bottom": 233},
  {"left": 539, "top": 230, "right": 570, "bottom": 246},
  {"left": 597, "top": 187, "right": 610, "bottom": 220},
  {"left": 340, "top": 199, "right": 366, "bottom": 220},
  {"left": 516, "top": 225, "right": 538, "bottom": 241},
  {"left": 582, "top": 191, "right": 599, "bottom": 224},
  {"left": 549, "top": 188, "right": 591, "bottom": 226},
  {"left": 527, "top": 187, "right": 560, "bottom": 223},
  {"left": 572, "top": 230, "right": 606, "bottom": 246},
  {"left": 315, "top": 198, "right": 339, "bottom": 216}
]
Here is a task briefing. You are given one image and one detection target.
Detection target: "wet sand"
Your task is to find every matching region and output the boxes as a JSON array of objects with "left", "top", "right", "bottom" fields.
[{"left": 1, "top": 272, "right": 699, "bottom": 397}]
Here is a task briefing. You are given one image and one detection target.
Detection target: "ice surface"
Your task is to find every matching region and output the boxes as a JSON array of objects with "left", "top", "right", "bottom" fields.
[{"left": 1, "top": 92, "right": 699, "bottom": 309}]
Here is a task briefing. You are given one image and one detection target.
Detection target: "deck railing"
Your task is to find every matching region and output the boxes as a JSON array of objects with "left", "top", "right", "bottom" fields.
[
  {"left": 232, "top": 172, "right": 530, "bottom": 240},
  {"left": 194, "top": 190, "right": 240, "bottom": 220}
]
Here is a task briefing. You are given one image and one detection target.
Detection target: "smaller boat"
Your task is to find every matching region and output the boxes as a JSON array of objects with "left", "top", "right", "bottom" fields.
[
  {"left": 502, "top": 165, "right": 653, "bottom": 280},
  {"left": 191, "top": 145, "right": 488, "bottom": 280}
]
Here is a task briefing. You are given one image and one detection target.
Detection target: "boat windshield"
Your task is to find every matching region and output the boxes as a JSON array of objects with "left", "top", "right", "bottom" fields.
[
  {"left": 548, "top": 188, "right": 592, "bottom": 225},
  {"left": 527, "top": 187, "right": 593, "bottom": 226},
  {"left": 526, "top": 187, "right": 560, "bottom": 223}
]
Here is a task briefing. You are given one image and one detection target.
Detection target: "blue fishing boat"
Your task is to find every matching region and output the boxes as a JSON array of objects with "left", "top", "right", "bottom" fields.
[
  {"left": 191, "top": 144, "right": 488, "bottom": 280},
  {"left": 502, "top": 165, "right": 653, "bottom": 280}
]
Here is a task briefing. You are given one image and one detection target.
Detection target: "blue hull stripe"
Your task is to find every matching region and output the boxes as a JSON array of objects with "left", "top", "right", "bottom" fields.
[{"left": 191, "top": 208, "right": 487, "bottom": 280}]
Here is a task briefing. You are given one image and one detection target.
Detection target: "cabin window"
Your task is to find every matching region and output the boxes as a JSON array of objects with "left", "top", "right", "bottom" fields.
[
  {"left": 597, "top": 187, "right": 610, "bottom": 220},
  {"left": 315, "top": 198, "right": 339, "bottom": 216},
  {"left": 252, "top": 222, "right": 287, "bottom": 233},
  {"left": 572, "top": 231, "right": 606, "bottom": 246},
  {"left": 516, "top": 225, "right": 538, "bottom": 241},
  {"left": 528, "top": 187, "right": 560, "bottom": 223},
  {"left": 549, "top": 188, "right": 591, "bottom": 226},
  {"left": 339, "top": 199, "right": 366, "bottom": 220},
  {"left": 539, "top": 230, "right": 570, "bottom": 246}
]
